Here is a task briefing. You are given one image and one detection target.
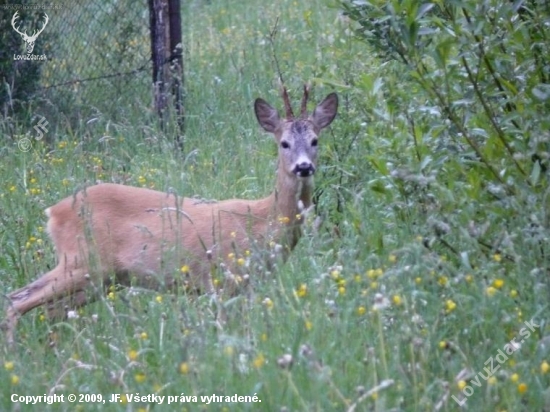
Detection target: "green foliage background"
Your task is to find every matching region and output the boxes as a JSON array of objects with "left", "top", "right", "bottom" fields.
[{"left": 0, "top": 0, "right": 549, "bottom": 410}]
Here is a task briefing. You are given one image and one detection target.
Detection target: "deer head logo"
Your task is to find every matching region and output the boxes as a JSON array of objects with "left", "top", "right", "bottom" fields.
[{"left": 11, "top": 11, "right": 49, "bottom": 54}]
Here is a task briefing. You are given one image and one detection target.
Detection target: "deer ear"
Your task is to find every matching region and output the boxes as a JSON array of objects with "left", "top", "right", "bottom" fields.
[
  {"left": 312, "top": 93, "right": 338, "bottom": 130},
  {"left": 255, "top": 98, "right": 280, "bottom": 133}
]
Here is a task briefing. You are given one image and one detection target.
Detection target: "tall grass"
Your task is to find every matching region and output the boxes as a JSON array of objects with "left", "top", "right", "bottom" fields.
[{"left": 0, "top": 0, "right": 548, "bottom": 411}]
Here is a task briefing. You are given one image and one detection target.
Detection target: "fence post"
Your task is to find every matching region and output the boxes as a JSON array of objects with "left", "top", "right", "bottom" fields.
[
  {"left": 148, "top": 0, "right": 184, "bottom": 150},
  {"left": 148, "top": 0, "right": 169, "bottom": 125}
]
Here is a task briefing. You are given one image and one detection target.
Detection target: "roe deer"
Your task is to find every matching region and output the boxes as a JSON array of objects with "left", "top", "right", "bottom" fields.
[{"left": 3, "top": 87, "right": 338, "bottom": 344}]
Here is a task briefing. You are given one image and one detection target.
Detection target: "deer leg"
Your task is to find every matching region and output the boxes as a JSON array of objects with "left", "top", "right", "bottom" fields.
[
  {"left": 3, "top": 265, "right": 90, "bottom": 345},
  {"left": 45, "top": 289, "right": 95, "bottom": 320}
]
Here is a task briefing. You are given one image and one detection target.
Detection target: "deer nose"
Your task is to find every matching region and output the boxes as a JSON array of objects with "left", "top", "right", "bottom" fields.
[{"left": 294, "top": 162, "right": 315, "bottom": 177}]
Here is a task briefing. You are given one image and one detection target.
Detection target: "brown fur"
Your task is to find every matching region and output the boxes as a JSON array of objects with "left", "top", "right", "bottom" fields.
[{"left": 3, "top": 90, "right": 338, "bottom": 344}]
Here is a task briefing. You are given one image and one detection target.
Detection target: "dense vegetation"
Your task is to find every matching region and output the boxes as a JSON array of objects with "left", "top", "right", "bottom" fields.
[{"left": 1, "top": 0, "right": 549, "bottom": 410}]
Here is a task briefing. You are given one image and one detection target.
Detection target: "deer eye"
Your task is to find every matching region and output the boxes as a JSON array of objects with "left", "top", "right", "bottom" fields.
[
  {"left": 311, "top": 138, "right": 318, "bottom": 147},
  {"left": 281, "top": 141, "right": 290, "bottom": 149}
]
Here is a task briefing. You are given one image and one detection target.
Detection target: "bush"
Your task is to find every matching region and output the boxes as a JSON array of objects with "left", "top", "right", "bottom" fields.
[{"left": 339, "top": 0, "right": 550, "bottom": 265}]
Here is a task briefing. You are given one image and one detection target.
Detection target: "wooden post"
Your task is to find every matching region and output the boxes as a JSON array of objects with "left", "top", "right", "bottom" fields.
[
  {"left": 148, "top": 0, "right": 168, "bottom": 125},
  {"left": 149, "top": 0, "right": 184, "bottom": 149}
]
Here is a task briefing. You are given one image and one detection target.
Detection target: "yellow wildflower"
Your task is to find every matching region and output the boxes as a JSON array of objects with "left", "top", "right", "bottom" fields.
[
  {"left": 252, "top": 353, "right": 265, "bottom": 369},
  {"left": 278, "top": 216, "right": 290, "bottom": 224},
  {"left": 179, "top": 362, "right": 190, "bottom": 375},
  {"left": 366, "top": 268, "right": 383, "bottom": 279},
  {"left": 493, "top": 279, "right": 504, "bottom": 289},
  {"left": 262, "top": 297, "right": 273, "bottom": 310},
  {"left": 296, "top": 283, "right": 307, "bottom": 298},
  {"left": 486, "top": 286, "right": 497, "bottom": 297},
  {"left": 445, "top": 299, "right": 457, "bottom": 313},
  {"left": 134, "top": 372, "right": 146, "bottom": 383}
]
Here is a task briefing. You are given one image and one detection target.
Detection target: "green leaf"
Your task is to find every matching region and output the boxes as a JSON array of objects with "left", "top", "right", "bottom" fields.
[
  {"left": 532, "top": 84, "right": 550, "bottom": 101},
  {"left": 417, "top": 3, "right": 435, "bottom": 19},
  {"left": 367, "top": 155, "right": 389, "bottom": 175},
  {"left": 530, "top": 159, "right": 541, "bottom": 186}
]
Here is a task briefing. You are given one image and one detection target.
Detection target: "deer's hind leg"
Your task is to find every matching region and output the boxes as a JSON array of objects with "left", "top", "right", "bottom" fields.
[
  {"left": 3, "top": 264, "right": 92, "bottom": 345},
  {"left": 44, "top": 288, "right": 101, "bottom": 320}
]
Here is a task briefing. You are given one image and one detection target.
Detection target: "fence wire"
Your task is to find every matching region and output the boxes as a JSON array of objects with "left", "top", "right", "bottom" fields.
[{"left": 3, "top": 0, "right": 152, "bottom": 124}]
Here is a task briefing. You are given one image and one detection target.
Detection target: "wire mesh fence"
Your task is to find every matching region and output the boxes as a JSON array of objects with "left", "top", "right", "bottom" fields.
[{"left": 2, "top": 0, "right": 152, "bottom": 126}]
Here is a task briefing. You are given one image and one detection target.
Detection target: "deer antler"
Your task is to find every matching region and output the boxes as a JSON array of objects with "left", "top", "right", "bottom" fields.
[
  {"left": 281, "top": 86, "right": 295, "bottom": 120},
  {"left": 30, "top": 13, "right": 49, "bottom": 40},
  {"left": 300, "top": 84, "right": 309, "bottom": 118},
  {"left": 11, "top": 12, "right": 26, "bottom": 38},
  {"left": 11, "top": 12, "right": 49, "bottom": 42}
]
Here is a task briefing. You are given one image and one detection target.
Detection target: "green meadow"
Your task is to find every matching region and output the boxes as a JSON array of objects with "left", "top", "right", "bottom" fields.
[{"left": 1, "top": 0, "right": 549, "bottom": 410}]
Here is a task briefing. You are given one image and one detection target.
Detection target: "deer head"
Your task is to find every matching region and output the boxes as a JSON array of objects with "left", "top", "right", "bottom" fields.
[
  {"left": 11, "top": 12, "right": 49, "bottom": 54},
  {"left": 254, "top": 86, "right": 338, "bottom": 180}
]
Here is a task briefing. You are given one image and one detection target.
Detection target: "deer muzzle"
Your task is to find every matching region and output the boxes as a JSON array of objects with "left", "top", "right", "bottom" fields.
[{"left": 293, "top": 162, "right": 315, "bottom": 177}]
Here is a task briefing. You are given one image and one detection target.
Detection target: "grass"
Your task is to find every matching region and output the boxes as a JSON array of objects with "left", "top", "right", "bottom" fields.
[{"left": 1, "top": 0, "right": 549, "bottom": 411}]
